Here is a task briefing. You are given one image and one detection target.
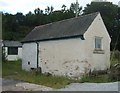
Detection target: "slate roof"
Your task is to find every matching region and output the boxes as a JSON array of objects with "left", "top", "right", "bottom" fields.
[
  {"left": 22, "top": 12, "right": 99, "bottom": 43},
  {"left": 3, "top": 40, "right": 22, "bottom": 47}
]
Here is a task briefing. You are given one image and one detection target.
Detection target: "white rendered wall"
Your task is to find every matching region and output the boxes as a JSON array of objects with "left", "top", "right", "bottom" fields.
[
  {"left": 39, "top": 38, "right": 91, "bottom": 79},
  {"left": 22, "top": 42, "right": 37, "bottom": 71},
  {"left": 84, "top": 13, "right": 111, "bottom": 71}
]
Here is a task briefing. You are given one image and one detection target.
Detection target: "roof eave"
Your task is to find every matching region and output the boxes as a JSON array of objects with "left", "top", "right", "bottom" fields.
[{"left": 21, "top": 35, "right": 85, "bottom": 43}]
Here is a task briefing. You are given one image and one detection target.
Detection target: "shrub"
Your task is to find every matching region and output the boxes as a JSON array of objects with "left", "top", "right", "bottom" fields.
[
  {"left": 108, "top": 63, "right": 120, "bottom": 81},
  {"left": 109, "top": 50, "right": 120, "bottom": 81},
  {"left": 111, "top": 50, "right": 120, "bottom": 62},
  {"left": 88, "top": 70, "right": 108, "bottom": 77},
  {"left": 80, "top": 70, "right": 110, "bottom": 83},
  {"left": 113, "top": 50, "right": 120, "bottom": 60}
]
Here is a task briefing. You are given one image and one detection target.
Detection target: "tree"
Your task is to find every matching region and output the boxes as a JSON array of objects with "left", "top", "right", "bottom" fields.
[
  {"left": 2, "top": 3, "right": 81, "bottom": 41},
  {"left": 45, "top": 6, "right": 54, "bottom": 15},
  {"left": 34, "top": 8, "right": 43, "bottom": 15},
  {"left": 70, "top": 2, "right": 82, "bottom": 17},
  {"left": 15, "top": 12, "right": 25, "bottom": 25},
  {"left": 61, "top": 4, "right": 67, "bottom": 12},
  {"left": 50, "top": 6, "right": 54, "bottom": 13},
  {"left": 116, "top": 6, "right": 120, "bottom": 50}
]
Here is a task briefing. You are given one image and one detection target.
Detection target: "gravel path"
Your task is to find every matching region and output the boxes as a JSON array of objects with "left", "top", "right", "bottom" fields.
[
  {"left": 59, "top": 82, "right": 120, "bottom": 91},
  {"left": 1, "top": 78, "right": 53, "bottom": 91}
]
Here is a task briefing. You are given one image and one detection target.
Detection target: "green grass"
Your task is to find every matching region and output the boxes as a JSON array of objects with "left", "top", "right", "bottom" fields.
[
  {"left": 80, "top": 74, "right": 116, "bottom": 83},
  {"left": 2, "top": 55, "right": 120, "bottom": 88},
  {"left": 2, "top": 60, "right": 75, "bottom": 89}
]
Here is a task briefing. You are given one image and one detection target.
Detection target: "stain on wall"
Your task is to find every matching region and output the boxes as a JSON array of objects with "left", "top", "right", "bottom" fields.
[{"left": 39, "top": 38, "right": 89, "bottom": 79}]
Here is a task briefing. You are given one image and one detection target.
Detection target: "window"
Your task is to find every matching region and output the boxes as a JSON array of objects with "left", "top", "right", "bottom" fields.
[
  {"left": 8, "top": 47, "right": 18, "bottom": 55},
  {"left": 95, "top": 37, "right": 102, "bottom": 50}
]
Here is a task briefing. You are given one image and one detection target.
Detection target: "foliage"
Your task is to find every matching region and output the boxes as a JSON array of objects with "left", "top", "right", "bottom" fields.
[
  {"left": 80, "top": 74, "right": 111, "bottom": 83},
  {"left": 109, "top": 50, "right": 120, "bottom": 81},
  {"left": 2, "top": 60, "right": 76, "bottom": 89},
  {"left": 108, "top": 63, "right": 120, "bottom": 81},
  {"left": 70, "top": 2, "right": 82, "bottom": 16},
  {"left": 80, "top": 69, "right": 117, "bottom": 83},
  {"left": 111, "top": 50, "right": 120, "bottom": 65},
  {"left": 2, "top": 3, "right": 81, "bottom": 41},
  {"left": 2, "top": 2, "right": 119, "bottom": 50}
]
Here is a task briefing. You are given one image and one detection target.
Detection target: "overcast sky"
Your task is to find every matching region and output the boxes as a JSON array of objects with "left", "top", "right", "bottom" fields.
[{"left": 0, "top": 0, "right": 119, "bottom": 15}]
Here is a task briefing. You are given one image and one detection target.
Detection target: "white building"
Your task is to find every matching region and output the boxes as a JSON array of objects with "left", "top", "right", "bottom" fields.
[
  {"left": 22, "top": 12, "right": 111, "bottom": 79},
  {"left": 2, "top": 40, "right": 22, "bottom": 61}
]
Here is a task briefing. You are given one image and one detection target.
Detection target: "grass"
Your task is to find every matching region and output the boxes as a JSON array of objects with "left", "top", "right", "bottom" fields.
[
  {"left": 80, "top": 74, "right": 117, "bottom": 83},
  {"left": 2, "top": 51, "right": 120, "bottom": 88},
  {"left": 2, "top": 60, "right": 75, "bottom": 89},
  {"left": 79, "top": 70, "right": 119, "bottom": 83}
]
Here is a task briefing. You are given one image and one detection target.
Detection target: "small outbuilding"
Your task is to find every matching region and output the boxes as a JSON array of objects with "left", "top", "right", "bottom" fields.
[
  {"left": 2, "top": 40, "right": 22, "bottom": 61},
  {"left": 22, "top": 12, "right": 111, "bottom": 79}
]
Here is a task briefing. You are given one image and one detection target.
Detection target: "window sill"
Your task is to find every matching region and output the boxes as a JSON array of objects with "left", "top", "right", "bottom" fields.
[{"left": 93, "top": 49, "right": 105, "bottom": 54}]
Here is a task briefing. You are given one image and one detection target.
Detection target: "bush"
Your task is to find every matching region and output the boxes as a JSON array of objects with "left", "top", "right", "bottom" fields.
[
  {"left": 113, "top": 50, "right": 120, "bottom": 60},
  {"left": 88, "top": 70, "right": 108, "bottom": 77},
  {"left": 109, "top": 50, "right": 120, "bottom": 81},
  {"left": 111, "top": 50, "right": 120, "bottom": 62},
  {"left": 108, "top": 63, "right": 120, "bottom": 81},
  {"left": 80, "top": 70, "right": 110, "bottom": 83}
]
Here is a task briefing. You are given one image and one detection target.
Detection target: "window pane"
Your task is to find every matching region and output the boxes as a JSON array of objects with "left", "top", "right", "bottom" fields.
[
  {"left": 8, "top": 47, "right": 18, "bottom": 55},
  {"left": 95, "top": 37, "right": 102, "bottom": 49}
]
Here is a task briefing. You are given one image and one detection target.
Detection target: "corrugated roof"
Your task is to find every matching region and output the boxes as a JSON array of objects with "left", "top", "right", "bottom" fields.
[
  {"left": 22, "top": 12, "right": 99, "bottom": 43},
  {"left": 3, "top": 40, "right": 22, "bottom": 47}
]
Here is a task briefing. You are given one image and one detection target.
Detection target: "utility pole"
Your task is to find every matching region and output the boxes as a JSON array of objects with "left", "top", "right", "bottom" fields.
[{"left": 75, "top": 0, "right": 79, "bottom": 17}]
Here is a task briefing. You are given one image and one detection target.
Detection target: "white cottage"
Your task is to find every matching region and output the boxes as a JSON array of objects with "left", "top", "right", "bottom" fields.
[
  {"left": 22, "top": 12, "right": 111, "bottom": 79},
  {"left": 2, "top": 40, "right": 22, "bottom": 61}
]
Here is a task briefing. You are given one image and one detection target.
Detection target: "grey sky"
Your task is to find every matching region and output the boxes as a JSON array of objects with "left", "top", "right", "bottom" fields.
[{"left": 0, "top": 0, "right": 119, "bottom": 14}]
